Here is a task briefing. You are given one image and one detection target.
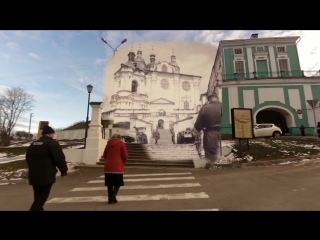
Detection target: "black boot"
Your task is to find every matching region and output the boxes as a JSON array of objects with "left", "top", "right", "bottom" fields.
[
  {"left": 113, "top": 186, "right": 120, "bottom": 203},
  {"left": 107, "top": 186, "right": 116, "bottom": 204}
]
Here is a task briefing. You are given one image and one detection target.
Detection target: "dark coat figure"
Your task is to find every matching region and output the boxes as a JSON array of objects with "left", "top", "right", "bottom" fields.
[
  {"left": 194, "top": 93, "right": 222, "bottom": 162},
  {"left": 154, "top": 129, "right": 160, "bottom": 144},
  {"left": 300, "top": 125, "right": 305, "bottom": 136},
  {"left": 170, "top": 129, "right": 175, "bottom": 144},
  {"left": 317, "top": 122, "right": 320, "bottom": 138},
  {"left": 103, "top": 133, "right": 128, "bottom": 204},
  {"left": 25, "top": 126, "right": 68, "bottom": 211},
  {"left": 141, "top": 133, "right": 148, "bottom": 144}
]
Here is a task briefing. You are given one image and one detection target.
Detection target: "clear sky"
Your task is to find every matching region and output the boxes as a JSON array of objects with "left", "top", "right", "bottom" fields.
[{"left": 0, "top": 30, "right": 319, "bottom": 135}]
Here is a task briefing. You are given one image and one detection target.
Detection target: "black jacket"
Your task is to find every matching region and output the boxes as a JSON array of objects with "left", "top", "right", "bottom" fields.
[{"left": 26, "top": 136, "right": 68, "bottom": 185}]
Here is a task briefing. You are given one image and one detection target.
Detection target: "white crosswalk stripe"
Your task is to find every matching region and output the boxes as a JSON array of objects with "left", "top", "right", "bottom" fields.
[
  {"left": 71, "top": 183, "right": 201, "bottom": 191},
  {"left": 88, "top": 176, "right": 195, "bottom": 183},
  {"left": 47, "top": 172, "right": 218, "bottom": 210},
  {"left": 97, "top": 172, "right": 192, "bottom": 178}
]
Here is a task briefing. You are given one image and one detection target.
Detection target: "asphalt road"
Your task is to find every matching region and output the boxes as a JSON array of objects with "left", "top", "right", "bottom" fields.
[{"left": 1, "top": 158, "right": 320, "bottom": 211}]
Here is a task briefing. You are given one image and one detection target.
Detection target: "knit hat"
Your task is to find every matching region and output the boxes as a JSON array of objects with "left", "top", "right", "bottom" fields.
[{"left": 42, "top": 125, "right": 55, "bottom": 135}]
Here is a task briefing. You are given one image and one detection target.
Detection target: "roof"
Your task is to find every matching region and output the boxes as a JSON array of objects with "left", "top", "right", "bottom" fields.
[{"left": 219, "top": 36, "right": 300, "bottom": 48}]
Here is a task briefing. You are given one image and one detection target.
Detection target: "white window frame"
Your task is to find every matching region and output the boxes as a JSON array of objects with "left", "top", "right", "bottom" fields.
[
  {"left": 276, "top": 46, "right": 286, "bottom": 53},
  {"left": 234, "top": 48, "right": 243, "bottom": 54},
  {"left": 233, "top": 60, "right": 246, "bottom": 79},
  {"left": 254, "top": 58, "right": 270, "bottom": 78},
  {"left": 277, "top": 58, "right": 291, "bottom": 76},
  {"left": 184, "top": 101, "right": 189, "bottom": 110}
]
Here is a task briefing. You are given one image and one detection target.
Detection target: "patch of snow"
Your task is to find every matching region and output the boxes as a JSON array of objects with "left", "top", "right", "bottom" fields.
[
  {"left": 221, "top": 141, "right": 234, "bottom": 148},
  {"left": 302, "top": 159, "right": 311, "bottom": 162},
  {"left": 0, "top": 158, "right": 25, "bottom": 164},
  {"left": 6, "top": 142, "right": 31, "bottom": 148},
  {"left": 67, "top": 145, "right": 84, "bottom": 149},
  {"left": 0, "top": 168, "right": 28, "bottom": 180},
  {"left": 279, "top": 161, "right": 293, "bottom": 165},
  {"left": 214, "top": 153, "right": 253, "bottom": 164},
  {"left": 0, "top": 153, "right": 7, "bottom": 158}
]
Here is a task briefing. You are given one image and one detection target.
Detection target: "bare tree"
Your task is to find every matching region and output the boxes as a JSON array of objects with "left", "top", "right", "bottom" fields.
[{"left": 0, "top": 87, "right": 35, "bottom": 146}]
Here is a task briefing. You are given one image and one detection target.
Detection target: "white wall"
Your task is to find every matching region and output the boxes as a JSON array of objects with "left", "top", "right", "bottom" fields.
[
  {"left": 54, "top": 129, "right": 85, "bottom": 140},
  {"left": 258, "top": 88, "right": 285, "bottom": 104},
  {"left": 63, "top": 148, "right": 85, "bottom": 164}
]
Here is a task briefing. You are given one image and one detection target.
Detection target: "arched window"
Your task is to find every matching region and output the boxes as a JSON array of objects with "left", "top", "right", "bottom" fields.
[
  {"left": 162, "top": 64, "right": 167, "bottom": 72},
  {"left": 131, "top": 80, "right": 138, "bottom": 93},
  {"left": 184, "top": 101, "right": 189, "bottom": 110}
]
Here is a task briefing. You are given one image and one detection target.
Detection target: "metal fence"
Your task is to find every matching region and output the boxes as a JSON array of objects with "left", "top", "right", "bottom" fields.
[{"left": 222, "top": 70, "right": 320, "bottom": 81}]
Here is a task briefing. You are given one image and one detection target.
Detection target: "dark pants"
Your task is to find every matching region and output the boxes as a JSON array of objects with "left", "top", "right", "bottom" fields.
[
  {"left": 107, "top": 186, "right": 120, "bottom": 203},
  {"left": 30, "top": 184, "right": 52, "bottom": 211},
  {"left": 301, "top": 130, "right": 305, "bottom": 136},
  {"left": 203, "top": 130, "right": 220, "bottom": 161}
]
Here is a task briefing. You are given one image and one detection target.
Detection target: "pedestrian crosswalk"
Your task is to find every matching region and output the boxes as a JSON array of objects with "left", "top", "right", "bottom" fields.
[{"left": 46, "top": 171, "right": 218, "bottom": 211}]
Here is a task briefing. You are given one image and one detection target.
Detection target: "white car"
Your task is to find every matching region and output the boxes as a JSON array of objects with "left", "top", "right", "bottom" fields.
[{"left": 254, "top": 123, "right": 282, "bottom": 138}]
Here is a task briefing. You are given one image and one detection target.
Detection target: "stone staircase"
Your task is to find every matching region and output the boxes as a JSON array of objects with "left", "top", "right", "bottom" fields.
[
  {"left": 156, "top": 129, "right": 172, "bottom": 144},
  {"left": 97, "top": 142, "right": 197, "bottom": 168}
]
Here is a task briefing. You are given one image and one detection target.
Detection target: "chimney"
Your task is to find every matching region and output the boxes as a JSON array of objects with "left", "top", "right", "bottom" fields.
[{"left": 250, "top": 33, "right": 258, "bottom": 39}]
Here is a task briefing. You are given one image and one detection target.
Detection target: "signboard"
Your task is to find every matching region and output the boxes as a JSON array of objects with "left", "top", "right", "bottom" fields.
[
  {"left": 36, "top": 121, "right": 49, "bottom": 139},
  {"left": 296, "top": 109, "right": 302, "bottom": 114},
  {"left": 231, "top": 108, "right": 254, "bottom": 139}
]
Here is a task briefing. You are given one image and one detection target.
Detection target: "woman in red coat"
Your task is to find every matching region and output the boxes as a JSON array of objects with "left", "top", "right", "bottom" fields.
[{"left": 103, "top": 133, "right": 128, "bottom": 204}]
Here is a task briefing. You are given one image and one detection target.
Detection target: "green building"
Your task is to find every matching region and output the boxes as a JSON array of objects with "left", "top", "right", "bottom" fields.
[{"left": 207, "top": 33, "right": 320, "bottom": 135}]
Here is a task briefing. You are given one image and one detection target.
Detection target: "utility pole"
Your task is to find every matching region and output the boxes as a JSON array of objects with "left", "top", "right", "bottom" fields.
[
  {"left": 306, "top": 99, "right": 319, "bottom": 136},
  {"left": 28, "top": 113, "right": 34, "bottom": 141}
]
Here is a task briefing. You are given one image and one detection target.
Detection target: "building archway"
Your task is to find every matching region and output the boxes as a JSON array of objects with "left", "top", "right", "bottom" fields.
[
  {"left": 157, "top": 119, "right": 164, "bottom": 129},
  {"left": 254, "top": 106, "right": 295, "bottom": 128}
]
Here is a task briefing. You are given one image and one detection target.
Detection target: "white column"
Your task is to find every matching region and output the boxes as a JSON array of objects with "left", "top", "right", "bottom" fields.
[
  {"left": 193, "top": 77, "right": 200, "bottom": 106},
  {"left": 246, "top": 47, "right": 254, "bottom": 74},
  {"left": 82, "top": 102, "right": 107, "bottom": 165},
  {"left": 268, "top": 46, "right": 278, "bottom": 77}
]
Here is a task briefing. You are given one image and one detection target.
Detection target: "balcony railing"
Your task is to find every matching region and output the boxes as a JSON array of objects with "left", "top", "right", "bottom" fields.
[{"left": 222, "top": 70, "right": 320, "bottom": 81}]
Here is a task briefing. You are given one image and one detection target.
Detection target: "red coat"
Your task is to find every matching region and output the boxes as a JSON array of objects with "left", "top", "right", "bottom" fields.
[{"left": 103, "top": 139, "right": 128, "bottom": 173}]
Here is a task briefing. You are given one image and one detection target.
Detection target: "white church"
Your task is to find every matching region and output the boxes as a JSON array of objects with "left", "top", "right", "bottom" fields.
[{"left": 102, "top": 48, "right": 206, "bottom": 143}]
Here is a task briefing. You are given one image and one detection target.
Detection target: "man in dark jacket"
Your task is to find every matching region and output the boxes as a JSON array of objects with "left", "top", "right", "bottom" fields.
[
  {"left": 194, "top": 93, "right": 222, "bottom": 168},
  {"left": 25, "top": 126, "right": 68, "bottom": 211}
]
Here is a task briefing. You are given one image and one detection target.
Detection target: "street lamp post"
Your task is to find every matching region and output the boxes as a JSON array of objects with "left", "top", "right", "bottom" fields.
[
  {"left": 101, "top": 37, "right": 127, "bottom": 57},
  {"left": 28, "top": 113, "right": 34, "bottom": 141},
  {"left": 100, "top": 37, "right": 127, "bottom": 138},
  {"left": 84, "top": 84, "right": 93, "bottom": 149}
]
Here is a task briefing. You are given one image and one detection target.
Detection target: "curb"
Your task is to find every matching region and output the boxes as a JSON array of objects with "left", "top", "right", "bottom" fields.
[
  {"left": 72, "top": 155, "right": 320, "bottom": 170},
  {"left": 74, "top": 164, "right": 200, "bottom": 170},
  {"left": 213, "top": 154, "right": 320, "bottom": 169}
]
